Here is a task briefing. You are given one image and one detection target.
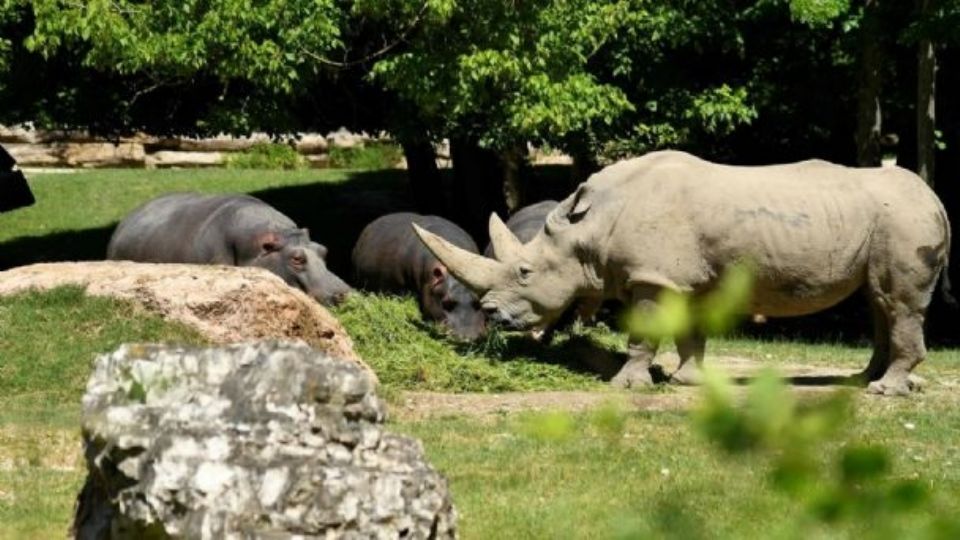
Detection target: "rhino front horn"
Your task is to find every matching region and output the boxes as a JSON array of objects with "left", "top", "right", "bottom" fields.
[
  {"left": 412, "top": 223, "right": 502, "bottom": 294},
  {"left": 487, "top": 212, "right": 523, "bottom": 262}
]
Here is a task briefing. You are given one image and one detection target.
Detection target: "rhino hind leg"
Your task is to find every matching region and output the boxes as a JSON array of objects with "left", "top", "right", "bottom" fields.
[
  {"left": 671, "top": 333, "right": 706, "bottom": 386},
  {"left": 867, "top": 308, "right": 926, "bottom": 396}
]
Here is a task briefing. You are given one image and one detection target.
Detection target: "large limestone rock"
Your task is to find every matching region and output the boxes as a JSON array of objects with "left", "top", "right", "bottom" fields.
[
  {"left": 0, "top": 262, "right": 371, "bottom": 379},
  {"left": 73, "top": 341, "right": 457, "bottom": 539},
  {"left": 145, "top": 150, "right": 225, "bottom": 168}
]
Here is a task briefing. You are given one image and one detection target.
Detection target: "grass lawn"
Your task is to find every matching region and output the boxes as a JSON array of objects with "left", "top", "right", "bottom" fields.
[{"left": 1, "top": 168, "right": 959, "bottom": 538}]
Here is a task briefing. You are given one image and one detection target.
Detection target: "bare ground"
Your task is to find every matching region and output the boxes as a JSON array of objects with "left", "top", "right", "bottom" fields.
[{"left": 391, "top": 352, "right": 879, "bottom": 421}]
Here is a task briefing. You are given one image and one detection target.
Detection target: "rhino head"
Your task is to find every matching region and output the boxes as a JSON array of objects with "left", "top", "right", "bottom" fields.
[{"left": 413, "top": 186, "right": 597, "bottom": 332}]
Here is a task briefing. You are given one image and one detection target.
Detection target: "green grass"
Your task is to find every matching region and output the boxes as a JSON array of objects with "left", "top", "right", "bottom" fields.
[
  {"left": 0, "top": 286, "right": 205, "bottom": 426},
  {"left": 396, "top": 392, "right": 960, "bottom": 539},
  {"left": 0, "top": 287, "right": 204, "bottom": 538}
]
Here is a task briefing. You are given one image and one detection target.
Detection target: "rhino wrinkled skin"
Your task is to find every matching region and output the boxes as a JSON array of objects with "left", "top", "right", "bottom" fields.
[{"left": 415, "top": 150, "right": 952, "bottom": 396}]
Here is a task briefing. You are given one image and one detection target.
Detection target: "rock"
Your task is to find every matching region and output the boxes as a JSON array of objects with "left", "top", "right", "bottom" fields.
[
  {"left": 4, "top": 143, "right": 65, "bottom": 167},
  {"left": 295, "top": 134, "right": 329, "bottom": 155},
  {"left": 145, "top": 150, "right": 225, "bottom": 168},
  {"left": 326, "top": 127, "right": 368, "bottom": 149},
  {"left": 0, "top": 262, "right": 371, "bottom": 379},
  {"left": 0, "top": 124, "right": 40, "bottom": 144},
  {"left": 62, "top": 142, "right": 146, "bottom": 167},
  {"left": 73, "top": 341, "right": 457, "bottom": 539}
]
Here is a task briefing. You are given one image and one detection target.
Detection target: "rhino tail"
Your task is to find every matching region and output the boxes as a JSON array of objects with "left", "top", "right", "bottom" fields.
[
  {"left": 941, "top": 269, "right": 957, "bottom": 308},
  {"left": 938, "top": 203, "right": 957, "bottom": 308}
]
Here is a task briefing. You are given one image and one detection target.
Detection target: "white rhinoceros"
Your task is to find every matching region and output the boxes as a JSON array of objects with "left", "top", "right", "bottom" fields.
[{"left": 414, "top": 150, "right": 953, "bottom": 396}]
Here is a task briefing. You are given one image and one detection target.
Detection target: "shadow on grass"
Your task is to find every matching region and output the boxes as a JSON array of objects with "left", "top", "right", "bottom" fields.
[{"left": 0, "top": 225, "right": 115, "bottom": 270}]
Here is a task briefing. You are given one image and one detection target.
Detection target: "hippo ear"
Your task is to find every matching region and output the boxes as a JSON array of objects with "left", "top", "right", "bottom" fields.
[
  {"left": 430, "top": 264, "right": 447, "bottom": 288},
  {"left": 488, "top": 213, "right": 523, "bottom": 262},
  {"left": 310, "top": 241, "right": 328, "bottom": 259},
  {"left": 258, "top": 232, "right": 286, "bottom": 253},
  {"left": 412, "top": 223, "right": 502, "bottom": 294}
]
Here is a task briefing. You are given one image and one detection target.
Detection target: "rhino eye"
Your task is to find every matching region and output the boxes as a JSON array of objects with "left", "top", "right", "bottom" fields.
[{"left": 518, "top": 264, "right": 533, "bottom": 278}]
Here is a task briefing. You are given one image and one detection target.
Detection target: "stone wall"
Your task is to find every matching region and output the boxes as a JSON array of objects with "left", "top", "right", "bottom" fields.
[{"left": 0, "top": 125, "right": 371, "bottom": 169}]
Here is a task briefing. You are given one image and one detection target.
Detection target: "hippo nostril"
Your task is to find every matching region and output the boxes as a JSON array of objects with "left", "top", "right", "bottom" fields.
[{"left": 331, "top": 290, "right": 350, "bottom": 305}]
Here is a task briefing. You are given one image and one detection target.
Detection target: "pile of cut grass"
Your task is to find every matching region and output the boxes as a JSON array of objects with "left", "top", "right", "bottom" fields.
[{"left": 333, "top": 293, "right": 606, "bottom": 393}]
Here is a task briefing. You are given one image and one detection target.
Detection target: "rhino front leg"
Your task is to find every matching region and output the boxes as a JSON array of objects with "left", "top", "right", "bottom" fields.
[
  {"left": 671, "top": 332, "right": 706, "bottom": 385},
  {"left": 612, "top": 287, "right": 661, "bottom": 388},
  {"left": 612, "top": 337, "right": 659, "bottom": 388}
]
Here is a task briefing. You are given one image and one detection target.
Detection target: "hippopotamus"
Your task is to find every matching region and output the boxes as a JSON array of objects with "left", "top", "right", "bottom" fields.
[
  {"left": 107, "top": 193, "right": 352, "bottom": 305},
  {"left": 415, "top": 150, "right": 953, "bottom": 396},
  {"left": 352, "top": 213, "right": 486, "bottom": 340},
  {"left": 483, "top": 200, "right": 558, "bottom": 257}
]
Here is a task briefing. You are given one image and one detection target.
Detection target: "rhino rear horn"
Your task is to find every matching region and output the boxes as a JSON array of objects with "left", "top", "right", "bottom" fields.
[
  {"left": 412, "top": 223, "right": 502, "bottom": 294},
  {"left": 488, "top": 212, "right": 523, "bottom": 262}
]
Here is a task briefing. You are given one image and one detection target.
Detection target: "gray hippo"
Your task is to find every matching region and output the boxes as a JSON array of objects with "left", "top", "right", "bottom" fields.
[
  {"left": 107, "top": 193, "right": 352, "bottom": 305},
  {"left": 352, "top": 213, "right": 486, "bottom": 340},
  {"left": 483, "top": 200, "right": 558, "bottom": 258},
  {"left": 414, "top": 151, "right": 953, "bottom": 396}
]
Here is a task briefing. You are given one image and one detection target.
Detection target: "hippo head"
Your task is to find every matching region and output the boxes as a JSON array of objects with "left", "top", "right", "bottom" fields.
[
  {"left": 421, "top": 263, "right": 486, "bottom": 341},
  {"left": 413, "top": 190, "right": 594, "bottom": 332},
  {"left": 253, "top": 229, "right": 353, "bottom": 306}
]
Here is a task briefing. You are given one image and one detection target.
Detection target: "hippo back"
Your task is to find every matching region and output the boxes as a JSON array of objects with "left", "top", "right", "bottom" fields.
[{"left": 108, "top": 192, "right": 352, "bottom": 305}]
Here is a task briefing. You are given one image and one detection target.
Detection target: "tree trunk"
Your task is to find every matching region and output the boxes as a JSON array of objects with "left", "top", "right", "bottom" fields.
[
  {"left": 916, "top": 0, "right": 937, "bottom": 186},
  {"left": 501, "top": 142, "right": 529, "bottom": 213},
  {"left": 449, "top": 138, "right": 509, "bottom": 244},
  {"left": 401, "top": 139, "right": 446, "bottom": 215},
  {"left": 856, "top": 0, "right": 884, "bottom": 167}
]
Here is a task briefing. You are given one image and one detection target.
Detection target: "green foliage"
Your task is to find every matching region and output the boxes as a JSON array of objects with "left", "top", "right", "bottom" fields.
[
  {"left": 788, "top": 0, "right": 851, "bottom": 27},
  {"left": 693, "top": 368, "right": 958, "bottom": 537},
  {"left": 625, "top": 263, "right": 754, "bottom": 342},
  {"left": 327, "top": 142, "right": 403, "bottom": 170},
  {"left": 227, "top": 142, "right": 306, "bottom": 170}
]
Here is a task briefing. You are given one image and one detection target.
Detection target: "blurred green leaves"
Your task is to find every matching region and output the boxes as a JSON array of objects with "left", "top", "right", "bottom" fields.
[
  {"left": 625, "top": 262, "right": 755, "bottom": 342},
  {"left": 693, "top": 364, "right": 951, "bottom": 537}
]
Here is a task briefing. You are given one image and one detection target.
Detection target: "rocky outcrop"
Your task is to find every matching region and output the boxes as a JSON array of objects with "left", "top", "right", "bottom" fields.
[
  {"left": 0, "top": 262, "right": 371, "bottom": 379},
  {"left": 73, "top": 341, "right": 457, "bottom": 539}
]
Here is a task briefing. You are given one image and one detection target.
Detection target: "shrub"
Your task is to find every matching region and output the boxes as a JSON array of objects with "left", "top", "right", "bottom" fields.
[
  {"left": 227, "top": 143, "right": 306, "bottom": 170},
  {"left": 328, "top": 141, "right": 403, "bottom": 170}
]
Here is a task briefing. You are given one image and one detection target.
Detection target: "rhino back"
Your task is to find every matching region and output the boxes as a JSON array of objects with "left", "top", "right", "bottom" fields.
[{"left": 352, "top": 213, "right": 478, "bottom": 292}]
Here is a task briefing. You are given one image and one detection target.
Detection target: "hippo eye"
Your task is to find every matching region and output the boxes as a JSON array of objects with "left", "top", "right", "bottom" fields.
[
  {"left": 442, "top": 299, "right": 457, "bottom": 311},
  {"left": 291, "top": 254, "right": 307, "bottom": 266}
]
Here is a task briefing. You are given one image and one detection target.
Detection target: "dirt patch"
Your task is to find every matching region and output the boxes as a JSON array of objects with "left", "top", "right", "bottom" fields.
[
  {"left": 0, "top": 261, "right": 374, "bottom": 380},
  {"left": 394, "top": 353, "right": 861, "bottom": 420}
]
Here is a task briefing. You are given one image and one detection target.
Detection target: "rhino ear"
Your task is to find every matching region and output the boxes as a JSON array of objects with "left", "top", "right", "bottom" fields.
[
  {"left": 547, "top": 183, "right": 593, "bottom": 232},
  {"left": 488, "top": 213, "right": 523, "bottom": 262}
]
